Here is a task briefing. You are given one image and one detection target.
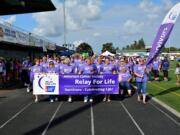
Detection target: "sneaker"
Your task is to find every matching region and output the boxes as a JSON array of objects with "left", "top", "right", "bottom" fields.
[
  {"left": 84, "top": 96, "right": 88, "bottom": 103},
  {"left": 103, "top": 97, "right": 107, "bottom": 102},
  {"left": 89, "top": 98, "right": 93, "bottom": 103},
  {"left": 50, "top": 99, "right": 54, "bottom": 103},
  {"left": 68, "top": 97, "right": 72, "bottom": 103},
  {"left": 55, "top": 97, "right": 58, "bottom": 101},
  {"left": 84, "top": 99, "right": 88, "bottom": 103},
  {"left": 128, "top": 90, "right": 131, "bottom": 96},
  {"left": 34, "top": 98, "right": 38, "bottom": 103},
  {"left": 27, "top": 87, "right": 30, "bottom": 93},
  {"left": 107, "top": 98, "right": 111, "bottom": 102}
]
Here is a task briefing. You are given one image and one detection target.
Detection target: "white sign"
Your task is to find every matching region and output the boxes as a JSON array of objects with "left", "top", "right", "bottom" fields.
[{"left": 33, "top": 73, "right": 59, "bottom": 95}]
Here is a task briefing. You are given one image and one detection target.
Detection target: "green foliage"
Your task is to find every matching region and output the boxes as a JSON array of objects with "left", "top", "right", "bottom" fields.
[
  {"left": 101, "top": 42, "right": 118, "bottom": 54},
  {"left": 123, "top": 38, "right": 146, "bottom": 50},
  {"left": 76, "top": 42, "right": 94, "bottom": 56}
]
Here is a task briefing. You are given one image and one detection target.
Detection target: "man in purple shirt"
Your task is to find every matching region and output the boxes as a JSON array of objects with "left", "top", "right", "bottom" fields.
[{"left": 134, "top": 58, "right": 148, "bottom": 104}]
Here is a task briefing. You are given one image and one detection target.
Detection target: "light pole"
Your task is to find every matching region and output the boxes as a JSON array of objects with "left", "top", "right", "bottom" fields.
[{"left": 63, "top": 0, "right": 67, "bottom": 46}]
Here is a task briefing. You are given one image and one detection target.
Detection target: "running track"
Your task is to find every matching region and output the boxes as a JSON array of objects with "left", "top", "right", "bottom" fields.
[{"left": 0, "top": 88, "right": 179, "bottom": 135}]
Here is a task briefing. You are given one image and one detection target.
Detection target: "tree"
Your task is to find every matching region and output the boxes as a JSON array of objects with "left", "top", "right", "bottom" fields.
[
  {"left": 122, "top": 38, "right": 146, "bottom": 50},
  {"left": 76, "top": 42, "right": 94, "bottom": 56},
  {"left": 101, "top": 42, "right": 117, "bottom": 53}
]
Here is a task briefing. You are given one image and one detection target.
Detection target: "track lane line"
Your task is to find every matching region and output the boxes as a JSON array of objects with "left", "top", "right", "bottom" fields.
[
  {"left": 149, "top": 101, "right": 180, "bottom": 126},
  {"left": 0, "top": 102, "right": 33, "bottom": 129},
  {"left": 90, "top": 103, "right": 95, "bottom": 135},
  {"left": 120, "top": 102, "right": 145, "bottom": 135},
  {"left": 41, "top": 102, "right": 63, "bottom": 135}
]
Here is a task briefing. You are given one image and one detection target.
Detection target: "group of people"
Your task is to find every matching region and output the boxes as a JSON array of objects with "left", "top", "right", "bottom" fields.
[
  {"left": 22, "top": 53, "right": 170, "bottom": 104},
  {"left": 0, "top": 57, "right": 22, "bottom": 88}
]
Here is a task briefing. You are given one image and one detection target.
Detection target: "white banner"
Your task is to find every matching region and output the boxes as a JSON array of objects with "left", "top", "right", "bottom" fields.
[{"left": 33, "top": 73, "right": 59, "bottom": 95}]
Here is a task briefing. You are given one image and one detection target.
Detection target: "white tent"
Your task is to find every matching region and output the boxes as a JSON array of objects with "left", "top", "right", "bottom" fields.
[{"left": 101, "top": 51, "right": 115, "bottom": 56}]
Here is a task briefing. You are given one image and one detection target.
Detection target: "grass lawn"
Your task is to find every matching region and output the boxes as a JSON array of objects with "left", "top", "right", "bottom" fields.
[{"left": 148, "top": 60, "right": 180, "bottom": 112}]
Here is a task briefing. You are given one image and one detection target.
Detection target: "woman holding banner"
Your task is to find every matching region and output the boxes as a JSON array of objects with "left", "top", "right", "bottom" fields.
[
  {"left": 62, "top": 58, "right": 75, "bottom": 103},
  {"left": 44, "top": 61, "right": 59, "bottom": 103},
  {"left": 79, "top": 58, "right": 97, "bottom": 103},
  {"left": 101, "top": 57, "right": 117, "bottom": 102},
  {"left": 30, "top": 58, "right": 43, "bottom": 102},
  {"left": 134, "top": 59, "right": 148, "bottom": 104}
]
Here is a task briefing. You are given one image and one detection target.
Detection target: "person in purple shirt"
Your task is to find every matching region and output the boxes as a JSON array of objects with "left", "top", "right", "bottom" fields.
[
  {"left": 134, "top": 59, "right": 148, "bottom": 104},
  {"left": 152, "top": 58, "right": 161, "bottom": 81},
  {"left": 95, "top": 57, "right": 103, "bottom": 74},
  {"left": 80, "top": 58, "right": 97, "bottom": 103},
  {"left": 102, "top": 57, "right": 116, "bottom": 102},
  {"left": 62, "top": 58, "right": 75, "bottom": 102},
  {"left": 117, "top": 59, "right": 130, "bottom": 74},
  {"left": 161, "top": 57, "right": 169, "bottom": 81},
  {"left": 21, "top": 57, "right": 32, "bottom": 87},
  {"left": 40, "top": 56, "right": 48, "bottom": 72},
  {"left": 45, "top": 61, "right": 59, "bottom": 103},
  {"left": 29, "top": 58, "right": 43, "bottom": 102},
  {"left": 118, "top": 68, "right": 132, "bottom": 96}
]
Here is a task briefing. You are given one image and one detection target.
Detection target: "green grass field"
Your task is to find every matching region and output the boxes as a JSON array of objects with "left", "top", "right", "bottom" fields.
[{"left": 148, "top": 61, "right": 180, "bottom": 112}]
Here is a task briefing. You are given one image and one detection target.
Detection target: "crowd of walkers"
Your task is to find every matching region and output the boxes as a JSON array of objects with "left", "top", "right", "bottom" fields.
[
  {"left": 15, "top": 53, "right": 172, "bottom": 104},
  {"left": 0, "top": 53, "right": 173, "bottom": 104}
]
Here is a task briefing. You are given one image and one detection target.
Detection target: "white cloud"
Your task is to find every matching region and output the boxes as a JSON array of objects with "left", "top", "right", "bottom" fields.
[
  {"left": 93, "top": 32, "right": 101, "bottom": 37},
  {"left": 0, "top": 15, "right": 16, "bottom": 25},
  {"left": 139, "top": 0, "right": 174, "bottom": 21},
  {"left": 32, "top": 0, "right": 102, "bottom": 37},
  {"left": 123, "top": 20, "right": 145, "bottom": 35}
]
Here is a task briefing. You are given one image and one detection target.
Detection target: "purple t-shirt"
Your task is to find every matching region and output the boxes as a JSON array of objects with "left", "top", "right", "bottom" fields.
[
  {"left": 152, "top": 60, "right": 161, "bottom": 70},
  {"left": 119, "top": 72, "right": 132, "bottom": 82},
  {"left": 30, "top": 65, "right": 43, "bottom": 82},
  {"left": 102, "top": 64, "right": 116, "bottom": 74},
  {"left": 134, "top": 64, "right": 147, "bottom": 82},
  {"left": 117, "top": 65, "right": 130, "bottom": 73},
  {"left": 22, "top": 60, "right": 32, "bottom": 70},
  {"left": 62, "top": 65, "right": 74, "bottom": 74},
  {"left": 40, "top": 61, "right": 48, "bottom": 71},
  {"left": 81, "top": 64, "right": 97, "bottom": 74},
  {"left": 44, "top": 67, "right": 59, "bottom": 73}
]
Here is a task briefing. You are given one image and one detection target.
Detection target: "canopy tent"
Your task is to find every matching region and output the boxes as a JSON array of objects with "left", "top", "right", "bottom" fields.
[{"left": 101, "top": 51, "right": 115, "bottom": 57}]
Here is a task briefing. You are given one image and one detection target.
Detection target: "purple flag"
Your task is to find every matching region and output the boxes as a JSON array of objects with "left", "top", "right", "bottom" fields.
[{"left": 146, "top": 3, "right": 180, "bottom": 65}]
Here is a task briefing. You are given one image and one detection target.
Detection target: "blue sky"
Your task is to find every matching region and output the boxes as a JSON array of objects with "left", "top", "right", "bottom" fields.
[{"left": 0, "top": 0, "right": 180, "bottom": 53}]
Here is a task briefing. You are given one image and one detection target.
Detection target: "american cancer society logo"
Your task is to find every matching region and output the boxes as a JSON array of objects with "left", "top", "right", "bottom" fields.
[
  {"left": 168, "top": 12, "right": 178, "bottom": 21},
  {"left": 38, "top": 75, "right": 56, "bottom": 92}
]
